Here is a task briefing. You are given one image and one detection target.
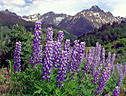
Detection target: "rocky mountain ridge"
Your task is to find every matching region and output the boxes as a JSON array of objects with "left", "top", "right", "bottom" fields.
[
  {"left": 22, "top": 11, "right": 68, "bottom": 26},
  {"left": 58, "top": 5, "right": 124, "bottom": 36},
  {"left": 0, "top": 5, "right": 125, "bottom": 36}
]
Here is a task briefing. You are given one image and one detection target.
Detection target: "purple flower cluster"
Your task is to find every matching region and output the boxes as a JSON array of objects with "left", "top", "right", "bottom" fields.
[
  {"left": 105, "top": 52, "right": 111, "bottom": 67},
  {"left": 92, "top": 64, "right": 102, "bottom": 83},
  {"left": 68, "top": 40, "right": 79, "bottom": 72},
  {"left": 111, "top": 53, "right": 116, "bottom": 74},
  {"left": 77, "top": 42, "right": 86, "bottom": 71},
  {"left": 116, "top": 71, "right": 124, "bottom": 87},
  {"left": 92, "top": 47, "right": 106, "bottom": 83},
  {"left": 57, "top": 30, "right": 64, "bottom": 42},
  {"left": 95, "top": 63, "right": 112, "bottom": 95},
  {"left": 53, "top": 41, "right": 62, "bottom": 68},
  {"left": 46, "top": 27, "right": 53, "bottom": 42},
  {"left": 63, "top": 39, "right": 71, "bottom": 64},
  {"left": 14, "top": 41, "right": 22, "bottom": 72},
  {"left": 100, "top": 48, "right": 105, "bottom": 65},
  {"left": 68, "top": 50, "right": 78, "bottom": 73},
  {"left": 92, "top": 42, "right": 101, "bottom": 76},
  {"left": 57, "top": 50, "right": 68, "bottom": 86},
  {"left": 73, "top": 40, "right": 80, "bottom": 51},
  {"left": 68, "top": 40, "right": 85, "bottom": 73},
  {"left": 42, "top": 41, "right": 54, "bottom": 81},
  {"left": 84, "top": 49, "right": 93, "bottom": 74},
  {"left": 30, "top": 21, "right": 42, "bottom": 66},
  {"left": 122, "top": 63, "right": 126, "bottom": 76},
  {"left": 111, "top": 53, "right": 116, "bottom": 66},
  {"left": 91, "top": 47, "right": 95, "bottom": 57},
  {"left": 64, "top": 39, "right": 70, "bottom": 53},
  {"left": 112, "top": 86, "right": 120, "bottom": 96}
]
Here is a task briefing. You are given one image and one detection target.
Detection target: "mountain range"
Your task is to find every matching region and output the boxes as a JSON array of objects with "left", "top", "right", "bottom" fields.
[
  {"left": 0, "top": 5, "right": 126, "bottom": 36},
  {"left": 0, "top": 9, "right": 34, "bottom": 28}
]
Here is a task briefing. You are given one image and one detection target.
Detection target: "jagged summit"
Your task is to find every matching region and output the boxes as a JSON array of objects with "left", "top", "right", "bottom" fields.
[
  {"left": 0, "top": 6, "right": 124, "bottom": 36},
  {"left": 89, "top": 5, "right": 102, "bottom": 12},
  {"left": 58, "top": 5, "right": 124, "bottom": 36},
  {"left": 22, "top": 11, "right": 68, "bottom": 26}
]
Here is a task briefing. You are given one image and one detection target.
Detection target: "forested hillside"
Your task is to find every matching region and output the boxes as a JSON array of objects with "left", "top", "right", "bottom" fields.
[
  {"left": 78, "top": 21, "right": 126, "bottom": 63},
  {"left": 0, "top": 24, "right": 77, "bottom": 68},
  {"left": 78, "top": 21, "right": 126, "bottom": 46}
]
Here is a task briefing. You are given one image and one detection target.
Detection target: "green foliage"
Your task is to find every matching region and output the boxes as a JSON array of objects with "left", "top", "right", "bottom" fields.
[
  {"left": 104, "top": 38, "right": 126, "bottom": 63},
  {"left": 0, "top": 25, "right": 33, "bottom": 69},
  {"left": 0, "top": 26, "right": 11, "bottom": 56},
  {"left": 9, "top": 58, "right": 120, "bottom": 96},
  {"left": 0, "top": 23, "right": 77, "bottom": 68},
  {"left": 79, "top": 22, "right": 126, "bottom": 47},
  {"left": 0, "top": 22, "right": 125, "bottom": 96},
  {"left": 79, "top": 22, "right": 126, "bottom": 63}
]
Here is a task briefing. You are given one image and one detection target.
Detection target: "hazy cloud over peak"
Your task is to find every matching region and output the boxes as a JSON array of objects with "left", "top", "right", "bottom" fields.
[{"left": 0, "top": 0, "right": 125, "bottom": 17}]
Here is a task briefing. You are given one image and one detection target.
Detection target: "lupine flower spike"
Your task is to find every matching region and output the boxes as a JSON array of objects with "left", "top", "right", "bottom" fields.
[
  {"left": 112, "top": 86, "right": 120, "bottom": 96},
  {"left": 42, "top": 41, "right": 54, "bottom": 81},
  {"left": 95, "top": 63, "right": 112, "bottom": 95},
  {"left": 57, "top": 50, "right": 68, "bottom": 86},
  {"left": 30, "top": 21, "right": 42, "bottom": 67},
  {"left": 14, "top": 41, "right": 22, "bottom": 72}
]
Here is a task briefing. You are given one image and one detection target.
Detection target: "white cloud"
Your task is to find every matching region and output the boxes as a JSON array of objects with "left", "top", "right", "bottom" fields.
[
  {"left": 21, "top": 0, "right": 99, "bottom": 16},
  {"left": 0, "top": 0, "right": 126, "bottom": 17},
  {"left": 112, "top": 4, "right": 126, "bottom": 17},
  {"left": 1, "top": 0, "right": 25, "bottom": 6},
  {"left": 100, "top": 0, "right": 126, "bottom": 17}
]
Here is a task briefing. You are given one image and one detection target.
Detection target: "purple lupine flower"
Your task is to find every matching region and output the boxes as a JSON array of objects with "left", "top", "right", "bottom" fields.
[
  {"left": 64, "top": 39, "right": 70, "bottom": 52},
  {"left": 68, "top": 50, "right": 78, "bottom": 73},
  {"left": 84, "top": 49, "right": 93, "bottom": 74},
  {"left": 31, "top": 21, "right": 42, "bottom": 66},
  {"left": 95, "top": 63, "right": 112, "bottom": 95},
  {"left": 116, "top": 71, "right": 124, "bottom": 87},
  {"left": 67, "top": 40, "right": 80, "bottom": 72},
  {"left": 57, "top": 50, "right": 68, "bottom": 86},
  {"left": 92, "top": 43, "right": 98, "bottom": 71},
  {"left": 76, "top": 42, "right": 86, "bottom": 71},
  {"left": 42, "top": 41, "right": 53, "bottom": 81},
  {"left": 97, "top": 44, "right": 101, "bottom": 64},
  {"left": 100, "top": 48, "right": 105, "bottom": 65},
  {"left": 112, "top": 86, "right": 120, "bottom": 96},
  {"left": 46, "top": 27, "right": 53, "bottom": 42},
  {"left": 105, "top": 52, "right": 111, "bottom": 67},
  {"left": 91, "top": 47, "right": 95, "bottom": 58},
  {"left": 113, "top": 65, "right": 117, "bottom": 78},
  {"left": 57, "top": 30, "right": 64, "bottom": 42},
  {"left": 111, "top": 53, "right": 116, "bottom": 66},
  {"left": 35, "top": 21, "right": 42, "bottom": 30},
  {"left": 63, "top": 39, "right": 71, "bottom": 65},
  {"left": 116, "top": 63, "right": 119, "bottom": 74},
  {"left": 116, "top": 63, "right": 122, "bottom": 74},
  {"left": 92, "top": 42, "right": 101, "bottom": 76},
  {"left": 79, "top": 42, "right": 86, "bottom": 61},
  {"left": 56, "top": 30, "right": 63, "bottom": 57},
  {"left": 72, "top": 43, "right": 80, "bottom": 70},
  {"left": 111, "top": 53, "right": 116, "bottom": 74},
  {"left": 92, "top": 64, "right": 102, "bottom": 84},
  {"left": 85, "top": 50, "right": 88, "bottom": 59},
  {"left": 53, "top": 41, "right": 62, "bottom": 68},
  {"left": 14, "top": 41, "right": 22, "bottom": 72},
  {"left": 38, "top": 45, "right": 43, "bottom": 63},
  {"left": 122, "top": 63, "right": 126, "bottom": 76},
  {"left": 73, "top": 40, "right": 80, "bottom": 51}
]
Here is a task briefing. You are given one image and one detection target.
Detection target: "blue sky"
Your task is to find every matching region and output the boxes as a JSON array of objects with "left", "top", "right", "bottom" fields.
[{"left": 0, "top": 0, "right": 126, "bottom": 17}]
